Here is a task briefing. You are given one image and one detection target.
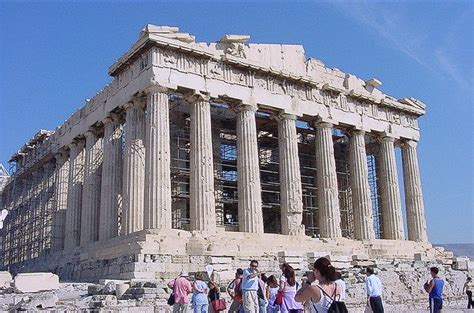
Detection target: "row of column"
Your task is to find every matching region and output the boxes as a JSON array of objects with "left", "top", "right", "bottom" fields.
[{"left": 53, "top": 87, "right": 427, "bottom": 251}]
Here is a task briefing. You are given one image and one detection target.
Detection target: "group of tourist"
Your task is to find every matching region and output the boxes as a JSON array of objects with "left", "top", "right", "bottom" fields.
[{"left": 167, "top": 256, "right": 474, "bottom": 313}]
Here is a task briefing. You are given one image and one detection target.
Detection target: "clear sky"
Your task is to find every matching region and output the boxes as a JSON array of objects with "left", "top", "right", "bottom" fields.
[{"left": 0, "top": 1, "right": 472, "bottom": 244}]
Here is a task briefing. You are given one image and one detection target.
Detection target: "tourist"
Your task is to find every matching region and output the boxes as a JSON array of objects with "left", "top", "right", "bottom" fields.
[
  {"left": 334, "top": 272, "right": 346, "bottom": 301},
  {"left": 463, "top": 277, "right": 473, "bottom": 309},
  {"left": 424, "top": 266, "right": 444, "bottom": 313},
  {"left": 242, "top": 260, "right": 260, "bottom": 313},
  {"left": 192, "top": 272, "right": 209, "bottom": 313},
  {"left": 227, "top": 268, "right": 244, "bottom": 312},
  {"left": 265, "top": 275, "right": 280, "bottom": 313},
  {"left": 258, "top": 273, "right": 268, "bottom": 313},
  {"left": 208, "top": 280, "right": 224, "bottom": 312},
  {"left": 294, "top": 257, "right": 346, "bottom": 313},
  {"left": 365, "top": 267, "right": 384, "bottom": 313},
  {"left": 167, "top": 271, "right": 193, "bottom": 313},
  {"left": 279, "top": 263, "right": 303, "bottom": 312}
]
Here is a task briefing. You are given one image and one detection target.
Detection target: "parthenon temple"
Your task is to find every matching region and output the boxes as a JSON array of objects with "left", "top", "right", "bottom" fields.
[{"left": 0, "top": 25, "right": 433, "bottom": 281}]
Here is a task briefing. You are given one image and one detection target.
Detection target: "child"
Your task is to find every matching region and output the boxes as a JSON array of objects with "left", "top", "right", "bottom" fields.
[{"left": 266, "top": 275, "right": 280, "bottom": 313}]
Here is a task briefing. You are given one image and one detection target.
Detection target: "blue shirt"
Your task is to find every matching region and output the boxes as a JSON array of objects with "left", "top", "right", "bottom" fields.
[
  {"left": 366, "top": 274, "right": 383, "bottom": 297},
  {"left": 242, "top": 268, "right": 258, "bottom": 291},
  {"left": 192, "top": 280, "right": 208, "bottom": 306},
  {"left": 429, "top": 278, "right": 444, "bottom": 299}
]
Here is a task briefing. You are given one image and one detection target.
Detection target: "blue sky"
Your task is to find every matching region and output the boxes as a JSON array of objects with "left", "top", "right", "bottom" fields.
[{"left": 0, "top": 1, "right": 472, "bottom": 244}]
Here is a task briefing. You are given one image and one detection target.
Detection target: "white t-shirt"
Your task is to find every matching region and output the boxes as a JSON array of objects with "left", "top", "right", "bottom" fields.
[{"left": 335, "top": 279, "right": 346, "bottom": 301}]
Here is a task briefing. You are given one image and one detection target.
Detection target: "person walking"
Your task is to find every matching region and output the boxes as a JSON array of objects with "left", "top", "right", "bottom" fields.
[
  {"left": 168, "top": 271, "right": 193, "bottom": 313},
  {"left": 463, "top": 277, "right": 473, "bottom": 309},
  {"left": 294, "top": 257, "right": 346, "bottom": 313},
  {"left": 227, "top": 268, "right": 244, "bottom": 312},
  {"left": 192, "top": 272, "right": 209, "bottom": 313},
  {"left": 424, "top": 267, "right": 444, "bottom": 313},
  {"left": 365, "top": 267, "right": 384, "bottom": 313},
  {"left": 279, "top": 264, "right": 303, "bottom": 313},
  {"left": 242, "top": 260, "right": 260, "bottom": 313}
]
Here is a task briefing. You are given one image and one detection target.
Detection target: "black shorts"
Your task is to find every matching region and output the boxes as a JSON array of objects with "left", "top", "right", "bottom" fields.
[{"left": 429, "top": 298, "right": 443, "bottom": 312}]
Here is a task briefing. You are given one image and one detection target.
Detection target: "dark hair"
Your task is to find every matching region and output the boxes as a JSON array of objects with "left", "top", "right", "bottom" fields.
[
  {"left": 281, "top": 262, "right": 289, "bottom": 271},
  {"left": 366, "top": 267, "right": 374, "bottom": 275},
  {"left": 467, "top": 277, "right": 472, "bottom": 281},
  {"left": 267, "top": 275, "right": 278, "bottom": 286},
  {"left": 250, "top": 260, "right": 259, "bottom": 266},
  {"left": 335, "top": 271, "right": 342, "bottom": 280},
  {"left": 195, "top": 272, "right": 203, "bottom": 280},
  {"left": 283, "top": 264, "right": 296, "bottom": 286},
  {"left": 236, "top": 268, "right": 243, "bottom": 275},
  {"left": 430, "top": 267, "right": 439, "bottom": 275},
  {"left": 260, "top": 273, "right": 268, "bottom": 283},
  {"left": 313, "top": 257, "right": 337, "bottom": 281}
]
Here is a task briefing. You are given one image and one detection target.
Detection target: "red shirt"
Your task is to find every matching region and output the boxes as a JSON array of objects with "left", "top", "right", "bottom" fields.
[{"left": 168, "top": 277, "right": 193, "bottom": 304}]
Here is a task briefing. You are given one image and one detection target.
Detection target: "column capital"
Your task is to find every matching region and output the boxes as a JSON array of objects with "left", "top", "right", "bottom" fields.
[
  {"left": 43, "top": 161, "right": 55, "bottom": 171},
  {"left": 231, "top": 101, "right": 258, "bottom": 113},
  {"left": 400, "top": 139, "right": 418, "bottom": 148},
  {"left": 377, "top": 135, "right": 396, "bottom": 143},
  {"left": 55, "top": 149, "right": 69, "bottom": 163},
  {"left": 348, "top": 129, "right": 366, "bottom": 137},
  {"left": 274, "top": 112, "right": 297, "bottom": 122},
  {"left": 102, "top": 112, "right": 121, "bottom": 125},
  {"left": 122, "top": 99, "right": 145, "bottom": 111},
  {"left": 184, "top": 90, "right": 211, "bottom": 103},
  {"left": 68, "top": 137, "right": 85, "bottom": 151},
  {"left": 313, "top": 121, "right": 333, "bottom": 129},
  {"left": 144, "top": 84, "right": 171, "bottom": 95},
  {"left": 84, "top": 128, "right": 99, "bottom": 139}
]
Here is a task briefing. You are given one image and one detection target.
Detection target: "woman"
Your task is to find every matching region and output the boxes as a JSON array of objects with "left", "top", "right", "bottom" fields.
[
  {"left": 295, "top": 257, "right": 343, "bottom": 313},
  {"left": 208, "top": 280, "right": 223, "bottom": 312},
  {"left": 463, "top": 277, "right": 473, "bottom": 309},
  {"left": 192, "top": 272, "right": 209, "bottom": 313},
  {"left": 279, "top": 264, "right": 303, "bottom": 313}
]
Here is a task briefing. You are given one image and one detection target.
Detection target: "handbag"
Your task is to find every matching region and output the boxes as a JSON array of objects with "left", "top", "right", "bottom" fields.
[
  {"left": 275, "top": 290, "right": 283, "bottom": 305},
  {"left": 211, "top": 298, "right": 226, "bottom": 311},
  {"left": 167, "top": 292, "right": 175, "bottom": 306}
]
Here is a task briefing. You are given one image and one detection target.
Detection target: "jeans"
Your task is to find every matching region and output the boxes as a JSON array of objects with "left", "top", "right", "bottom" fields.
[{"left": 193, "top": 303, "right": 209, "bottom": 313}]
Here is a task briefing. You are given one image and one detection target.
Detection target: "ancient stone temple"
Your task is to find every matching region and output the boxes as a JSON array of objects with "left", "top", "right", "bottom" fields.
[{"left": 0, "top": 25, "right": 434, "bottom": 281}]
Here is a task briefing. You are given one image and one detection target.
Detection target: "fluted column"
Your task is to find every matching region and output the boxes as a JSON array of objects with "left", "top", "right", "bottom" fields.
[
  {"left": 401, "top": 140, "right": 428, "bottom": 242},
  {"left": 348, "top": 130, "right": 375, "bottom": 240},
  {"left": 188, "top": 93, "right": 216, "bottom": 232},
  {"left": 80, "top": 129, "right": 103, "bottom": 245},
  {"left": 42, "top": 161, "right": 56, "bottom": 252},
  {"left": 99, "top": 114, "right": 123, "bottom": 240},
  {"left": 122, "top": 101, "right": 146, "bottom": 235},
  {"left": 235, "top": 102, "right": 264, "bottom": 233},
  {"left": 378, "top": 136, "right": 404, "bottom": 240},
  {"left": 314, "top": 121, "right": 342, "bottom": 238},
  {"left": 51, "top": 152, "right": 69, "bottom": 251},
  {"left": 277, "top": 113, "right": 304, "bottom": 235},
  {"left": 144, "top": 87, "right": 172, "bottom": 230},
  {"left": 64, "top": 139, "right": 84, "bottom": 249}
]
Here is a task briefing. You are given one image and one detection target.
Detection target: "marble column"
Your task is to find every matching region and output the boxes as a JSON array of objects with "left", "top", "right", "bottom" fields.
[
  {"left": 378, "top": 136, "right": 404, "bottom": 240},
  {"left": 189, "top": 93, "right": 216, "bottom": 232},
  {"left": 401, "top": 140, "right": 428, "bottom": 242},
  {"left": 99, "top": 114, "right": 123, "bottom": 240},
  {"left": 277, "top": 113, "right": 304, "bottom": 235},
  {"left": 314, "top": 121, "right": 342, "bottom": 238},
  {"left": 64, "top": 139, "right": 85, "bottom": 249},
  {"left": 42, "top": 161, "right": 56, "bottom": 251},
  {"left": 80, "top": 129, "right": 103, "bottom": 245},
  {"left": 51, "top": 152, "right": 69, "bottom": 251},
  {"left": 122, "top": 101, "right": 146, "bottom": 235},
  {"left": 144, "top": 87, "right": 172, "bottom": 230},
  {"left": 235, "top": 102, "right": 264, "bottom": 233},
  {"left": 348, "top": 130, "right": 375, "bottom": 240},
  {"left": 31, "top": 168, "right": 44, "bottom": 258}
]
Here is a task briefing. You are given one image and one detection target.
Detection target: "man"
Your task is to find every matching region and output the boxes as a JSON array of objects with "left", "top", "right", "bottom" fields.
[
  {"left": 424, "top": 266, "right": 444, "bottom": 313},
  {"left": 168, "top": 271, "right": 193, "bottom": 313},
  {"left": 242, "top": 260, "right": 260, "bottom": 313},
  {"left": 227, "top": 268, "right": 244, "bottom": 312},
  {"left": 366, "top": 267, "right": 384, "bottom": 313},
  {"left": 335, "top": 271, "right": 347, "bottom": 301}
]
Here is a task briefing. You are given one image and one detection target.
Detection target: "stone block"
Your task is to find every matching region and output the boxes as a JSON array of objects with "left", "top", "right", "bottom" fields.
[
  {"left": 208, "top": 256, "right": 232, "bottom": 264},
  {"left": 331, "top": 255, "right": 351, "bottom": 262},
  {"left": 331, "top": 261, "right": 351, "bottom": 269},
  {"left": 452, "top": 260, "right": 468, "bottom": 271},
  {"left": 116, "top": 283, "right": 130, "bottom": 299},
  {"left": 15, "top": 293, "right": 58, "bottom": 310},
  {"left": 352, "top": 254, "right": 369, "bottom": 261},
  {"left": 414, "top": 253, "right": 428, "bottom": 262},
  {"left": 14, "top": 273, "right": 60, "bottom": 293},
  {"left": 351, "top": 260, "right": 375, "bottom": 267},
  {"left": 171, "top": 255, "right": 189, "bottom": 264},
  {"left": 0, "top": 271, "right": 12, "bottom": 288}
]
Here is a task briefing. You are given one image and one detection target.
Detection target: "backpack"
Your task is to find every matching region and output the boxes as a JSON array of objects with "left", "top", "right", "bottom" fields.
[
  {"left": 234, "top": 280, "right": 242, "bottom": 297},
  {"left": 313, "top": 285, "right": 348, "bottom": 313}
]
